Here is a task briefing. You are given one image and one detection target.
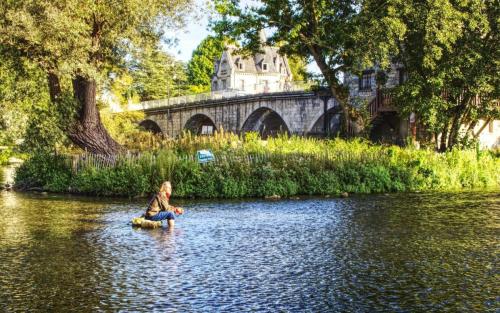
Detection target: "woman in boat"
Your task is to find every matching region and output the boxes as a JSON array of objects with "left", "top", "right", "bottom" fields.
[{"left": 144, "top": 181, "right": 184, "bottom": 228}]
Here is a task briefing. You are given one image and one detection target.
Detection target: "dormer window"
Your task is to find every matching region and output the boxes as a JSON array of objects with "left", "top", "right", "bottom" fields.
[
  {"left": 220, "top": 60, "right": 228, "bottom": 75},
  {"left": 262, "top": 63, "right": 268, "bottom": 71},
  {"left": 238, "top": 62, "right": 244, "bottom": 70}
]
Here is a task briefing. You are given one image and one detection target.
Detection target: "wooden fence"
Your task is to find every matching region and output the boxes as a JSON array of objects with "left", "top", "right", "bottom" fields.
[{"left": 66, "top": 149, "right": 388, "bottom": 174}]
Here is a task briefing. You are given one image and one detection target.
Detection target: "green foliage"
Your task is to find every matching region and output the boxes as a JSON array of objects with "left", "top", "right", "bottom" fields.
[
  {"left": 0, "top": 0, "right": 193, "bottom": 154},
  {"left": 187, "top": 36, "right": 225, "bottom": 89},
  {"left": 14, "top": 153, "right": 72, "bottom": 192},
  {"left": 100, "top": 110, "right": 147, "bottom": 148},
  {"left": 210, "top": 0, "right": 395, "bottom": 130},
  {"left": 287, "top": 55, "right": 309, "bottom": 82},
  {"left": 0, "top": 148, "right": 12, "bottom": 165},
  {"left": 15, "top": 134, "right": 500, "bottom": 197},
  {"left": 0, "top": 0, "right": 193, "bottom": 80},
  {"left": 21, "top": 105, "right": 68, "bottom": 153},
  {"left": 0, "top": 51, "right": 51, "bottom": 147},
  {"left": 373, "top": 0, "right": 499, "bottom": 149},
  {"left": 107, "top": 72, "right": 141, "bottom": 106},
  {"left": 72, "top": 161, "right": 150, "bottom": 197},
  {"left": 130, "top": 47, "right": 188, "bottom": 100}
]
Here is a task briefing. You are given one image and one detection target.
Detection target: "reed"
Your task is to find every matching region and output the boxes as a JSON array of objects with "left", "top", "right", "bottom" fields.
[{"left": 14, "top": 133, "right": 500, "bottom": 197}]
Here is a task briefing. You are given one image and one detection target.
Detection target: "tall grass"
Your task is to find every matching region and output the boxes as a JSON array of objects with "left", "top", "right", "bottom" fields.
[{"left": 14, "top": 132, "right": 500, "bottom": 197}]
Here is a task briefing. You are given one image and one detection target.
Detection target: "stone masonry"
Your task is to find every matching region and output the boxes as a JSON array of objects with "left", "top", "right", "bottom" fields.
[{"left": 140, "top": 91, "right": 340, "bottom": 138}]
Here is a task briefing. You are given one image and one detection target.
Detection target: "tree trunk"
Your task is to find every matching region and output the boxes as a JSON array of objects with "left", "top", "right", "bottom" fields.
[
  {"left": 329, "top": 86, "right": 351, "bottom": 136},
  {"left": 47, "top": 73, "right": 121, "bottom": 155},
  {"left": 439, "top": 122, "right": 449, "bottom": 152},
  {"left": 473, "top": 118, "right": 492, "bottom": 138},
  {"left": 69, "top": 75, "right": 122, "bottom": 156},
  {"left": 465, "top": 120, "right": 477, "bottom": 138},
  {"left": 447, "top": 113, "right": 461, "bottom": 150},
  {"left": 447, "top": 94, "right": 473, "bottom": 150},
  {"left": 47, "top": 73, "right": 62, "bottom": 102},
  {"left": 301, "top": 36, "right": 353, "bottom": 138}
]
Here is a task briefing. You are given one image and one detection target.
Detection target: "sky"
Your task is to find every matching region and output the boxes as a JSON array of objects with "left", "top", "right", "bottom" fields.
[
  {"left": 164, "top": 1, "right": 320, "bottom": 74},
  {"left": 164, "top": 2, "right": 212, "bottom": 62}
]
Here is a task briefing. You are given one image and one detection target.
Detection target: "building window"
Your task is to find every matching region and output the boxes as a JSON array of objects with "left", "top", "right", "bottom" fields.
[
  {"left": 398, "top": 68, "right": 407, "bottom": 85},
  {"left": 213, "top": 81, "right": 218, "bottom": 91},
  {"left": 240, "top": 80, "right": 245, "bottom": 91},
  {"left": 220, "top": 60, "right": 228, "bottom": 75},
  {"left": 359, "top": 71, "right": 372, "bottom": 91},
  {"left": 238, "top": 62, "right": 244, "bottom": 70},
  {"left": 221, "top": 79, "right": 226, "bottom": 89},
  {"left": 262, "top": 63, "right": 268, "bottom": 71},
  {"left": 201, "top": 125, "right": 214, "bottom": 135}
]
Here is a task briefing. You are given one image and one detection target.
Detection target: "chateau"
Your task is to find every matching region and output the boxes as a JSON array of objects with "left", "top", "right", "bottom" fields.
[{"left": 211, "top": 32, "right": 292, "bottom": 93}]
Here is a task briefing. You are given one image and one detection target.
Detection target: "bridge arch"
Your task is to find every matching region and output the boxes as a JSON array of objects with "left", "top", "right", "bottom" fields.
[
  {"left": 308, "top": 106, "right": 343, "bottom": 137},
  {"left": 139, "top": 119, "right": 162, "bottom": 135},
  {"left": 184, "top": 114, "right": 217, "bottom": 135},
  {"left": 241, "top": 107, "right": 290, "bottom": 139}
]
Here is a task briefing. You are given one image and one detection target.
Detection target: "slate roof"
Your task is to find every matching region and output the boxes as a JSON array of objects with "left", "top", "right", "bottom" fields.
[
  {"left": 213, "top": 42, "right": 291, "bottom": 78},
  {"left": 227, "top": 46, "right": 289, "bottom": 75}
]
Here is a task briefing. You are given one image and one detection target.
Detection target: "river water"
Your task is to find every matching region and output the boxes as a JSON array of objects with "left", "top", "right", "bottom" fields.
[{"left": 0, "top": 167, "right": 498, "bottom": 312}]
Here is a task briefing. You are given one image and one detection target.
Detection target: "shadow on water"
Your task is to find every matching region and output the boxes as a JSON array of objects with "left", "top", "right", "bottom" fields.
[{"left": 0, "top": 167, "right": 499, "bottom": 312}]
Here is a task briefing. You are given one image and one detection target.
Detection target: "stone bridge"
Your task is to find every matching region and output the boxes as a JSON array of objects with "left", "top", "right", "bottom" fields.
[{"left": 137, "top": 91, "right": 343, "bottom": 138}]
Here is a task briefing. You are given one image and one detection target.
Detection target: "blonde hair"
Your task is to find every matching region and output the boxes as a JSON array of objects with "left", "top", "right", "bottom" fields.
[{"left": 160, "top": 181, "right": 172, "bottom": 192}]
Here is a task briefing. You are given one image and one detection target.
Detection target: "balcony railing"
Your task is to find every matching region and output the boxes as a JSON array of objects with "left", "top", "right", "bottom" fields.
[{"left": 368, "top": 89, "right": 394, "bottom": 117}]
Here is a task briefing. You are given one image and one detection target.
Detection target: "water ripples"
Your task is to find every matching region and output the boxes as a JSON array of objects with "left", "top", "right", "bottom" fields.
[{"left": 1, "top": 191, "right": 498, "bottom": 312}]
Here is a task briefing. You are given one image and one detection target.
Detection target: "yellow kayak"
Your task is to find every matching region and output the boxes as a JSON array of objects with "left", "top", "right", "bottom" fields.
[{"left": 131, "top": 217, "right": 162, "bottom": 229}]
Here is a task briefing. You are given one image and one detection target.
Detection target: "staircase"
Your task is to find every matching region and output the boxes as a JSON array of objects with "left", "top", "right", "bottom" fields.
[{"left": 368, "top": 89, "right": 396, "bottom": 119}]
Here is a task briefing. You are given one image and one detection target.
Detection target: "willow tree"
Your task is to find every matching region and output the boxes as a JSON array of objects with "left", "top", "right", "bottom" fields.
[
  {"left": 0, "top": 0, "right": 192, "bottom": 155},
  {"left": 212, "top": 0, "right": 400, "bottom": 135}
]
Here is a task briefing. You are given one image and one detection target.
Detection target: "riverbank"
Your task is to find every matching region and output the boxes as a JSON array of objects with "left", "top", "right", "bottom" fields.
[{"left": 14, "top": 134, "right": 500, "bottom": 198}]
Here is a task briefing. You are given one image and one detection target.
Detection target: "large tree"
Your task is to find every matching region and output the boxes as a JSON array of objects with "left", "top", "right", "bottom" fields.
[
  {"left": 211, "top": 0, "right": 399, "bottom": 135},
  {"left": 375, "top": 0, "right": 499, "bottom": 149},
  {"left": 0, "top": 0, "right": 192, "bottom": 155}
]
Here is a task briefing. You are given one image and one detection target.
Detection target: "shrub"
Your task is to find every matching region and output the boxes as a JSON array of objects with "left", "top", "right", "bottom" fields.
[{"left": 15, "top": 153, "right": 72, "bottom": 192}]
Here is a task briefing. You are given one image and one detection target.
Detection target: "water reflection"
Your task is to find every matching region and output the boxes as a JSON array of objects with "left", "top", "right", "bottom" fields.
[
  {"left": 1, "top": 164, "right": 17, "bottom": 185},
  {"left": 0, "top": 170, "right": 498, "bottom": 312}
]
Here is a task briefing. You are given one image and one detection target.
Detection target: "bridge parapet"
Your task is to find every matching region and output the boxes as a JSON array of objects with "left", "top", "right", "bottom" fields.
[{"left": 122, "top": 81, "right": 312, "bottom": 112}]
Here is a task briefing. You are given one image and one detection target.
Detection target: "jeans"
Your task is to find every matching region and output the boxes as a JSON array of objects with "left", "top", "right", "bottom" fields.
[{"left": 146, "top": 211, "right": 175, "bottom": 221}]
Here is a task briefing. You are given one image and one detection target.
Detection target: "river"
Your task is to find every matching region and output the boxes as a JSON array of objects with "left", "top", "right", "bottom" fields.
[{"left": 0, "top": 167, "right": 498, "bottom": 312}]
